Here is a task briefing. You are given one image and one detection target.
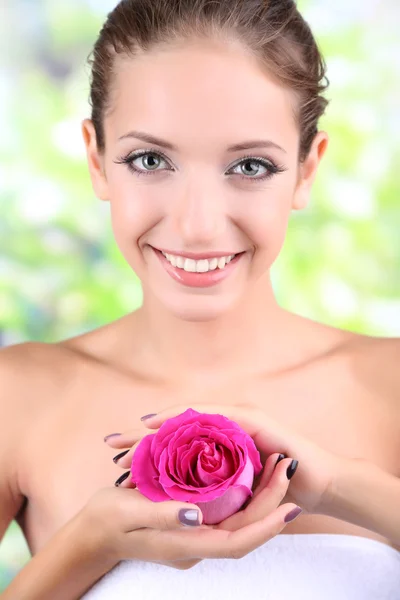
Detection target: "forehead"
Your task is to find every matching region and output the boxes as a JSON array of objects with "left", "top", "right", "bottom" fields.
[{"left": 107, "top": 40, "right": 298, "bottom": 149}]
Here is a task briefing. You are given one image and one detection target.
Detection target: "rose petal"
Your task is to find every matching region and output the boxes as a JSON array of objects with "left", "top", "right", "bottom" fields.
[
  {"left": 158, "top": 433, "right": 252, "bottom": 500},
  {"left": 196, "top": 455, "right": 255, "bottom": 524},
  {"left": 133, "top": 409, "right": 262, "bottom": 509},
  {"left": 196, "top": 444, "right": 234, "bottom": 484},
  {"left": 130, "top": 434, "right": 170, "bottom": 501}
]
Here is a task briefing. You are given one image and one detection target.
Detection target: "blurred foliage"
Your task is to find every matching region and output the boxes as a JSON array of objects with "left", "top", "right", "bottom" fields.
[{"left": 0, "top": 0, "right": 399, "bottom": 590}]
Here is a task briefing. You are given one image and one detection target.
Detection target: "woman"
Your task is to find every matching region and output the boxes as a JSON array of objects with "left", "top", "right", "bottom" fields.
[{"left": 1, "top": 0, "right": 399, "bottom": 598}]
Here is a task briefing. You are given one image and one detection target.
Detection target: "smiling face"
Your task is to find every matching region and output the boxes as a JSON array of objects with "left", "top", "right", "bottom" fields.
[{"left": 82, "top": 38, "right": 328, "bottom": 322}]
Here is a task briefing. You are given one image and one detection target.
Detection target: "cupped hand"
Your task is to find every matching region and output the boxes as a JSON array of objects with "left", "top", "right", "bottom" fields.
[
  {"left": 106, "top": 402, "right": 345, "bottom": 515},
  {"left": 105, "top": 446, "right": 302, "bottom": 570},
  {"left": 104, "top": 410, "right": 307, "bottom": 570}
]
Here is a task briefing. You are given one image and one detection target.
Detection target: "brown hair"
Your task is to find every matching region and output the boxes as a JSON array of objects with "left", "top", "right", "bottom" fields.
[{"left": 87, "top": 0, "right": 330, "bottom": 162}]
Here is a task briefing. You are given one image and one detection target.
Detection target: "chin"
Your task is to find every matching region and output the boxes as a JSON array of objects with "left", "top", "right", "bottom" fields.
[{"left": 157, "top": 290, "right": 242, "bottom": 322}]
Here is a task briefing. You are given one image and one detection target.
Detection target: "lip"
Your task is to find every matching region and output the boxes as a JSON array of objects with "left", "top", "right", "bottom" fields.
[
  {"left": 151, "top": 246, "right": 243, "bottom": 260},
  {"left": 152, "top": 247, "right": 244, "bottom": 288}
]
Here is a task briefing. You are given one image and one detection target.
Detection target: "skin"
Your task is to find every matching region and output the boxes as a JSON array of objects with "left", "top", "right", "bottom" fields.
[{"left": 3, "top": 39, "right": 400, "bottom": 559}]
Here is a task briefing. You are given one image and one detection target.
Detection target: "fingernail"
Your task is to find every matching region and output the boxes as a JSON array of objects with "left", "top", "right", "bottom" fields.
[
  {"left": 140, "top": 413, "right": 158, "bottom": 421},
  {"left": 286, "top": 459, "right": 299, "bottom": 480},
  {"left": 104, "top": 433, "right": 122, "bottom": 442},
  {"left": 284, "top": 506, "right": 303, "bottom": 523},
  {"left": 178, "top": 509, "right": 201, "bottom": 526},
  {"left": 114, "top": 471, "right": 130, "bottom": 486},
  {"left": 275, "top": 453, "right": 286, "bottom": 467},
  {"left": 113, "top": 450, "right": 129, "bottom": 463}
]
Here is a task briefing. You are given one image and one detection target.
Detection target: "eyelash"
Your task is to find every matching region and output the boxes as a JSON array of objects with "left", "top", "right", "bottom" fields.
[{"left": 114, "top": 148, "right": 287, "bottom": 183}]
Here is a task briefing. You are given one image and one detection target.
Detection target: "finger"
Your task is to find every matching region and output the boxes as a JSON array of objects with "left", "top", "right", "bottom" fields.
[
  {"left": 216, "top": 455, "right": 293, "bottom": 532},
  {"left": 140, "top": 404, "right": 295, "bottom": 467},
  {"left": 137, "top": 501, "right": 301, "bottom": 562},
  {"left": 197, "top": 501, "right": 301, "bottom": 560},
  {"left": 114, "top": 469, "right": 137, "bottom": 489},
  {"left": 140, "top": 403, "right": 288, "bottom": 441},
  {"left": 139, "top": 404, "right": 221, "bottom": 429},
  {"left": 104, "top": 427, "right": 154, "bottom": 449},
  {"left": 108, "top": 403, "right": 258, "bottom": 452},
  {"left": 116, "top": 488, "right": 205, "bottom": 531},
  {"left": 252, "top": 452, "right": 285, "bottom": 500},
  {"left": 113, "top": 439, "right": 142, "bottom": 473},
  {"left": 246, "top": 452, "right": 283, "bottom": 503},
  {"left": 139, "top": 403, "right": 269, "bottom": 429}
]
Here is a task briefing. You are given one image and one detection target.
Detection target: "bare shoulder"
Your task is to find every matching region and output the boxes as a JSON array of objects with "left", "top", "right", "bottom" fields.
[
  {"left": 0, "top": 340, "right": 85, "bottom": 443},
  {"left": 1, "top": 342, "right": 58, "bottom": 423},
  {"left": 0, "top": 342, "right": 63, "bottom": 526},
  {"left": 345, "top": 334, "right": 400, "bottom": 401},
  {"left": 0, "top": 340, "right": 75, "bottom": 384},
  {"left": 0, "top": 341, "right": 47, "bottom": 403},
  {"left": 343, "top": 335, "right": 400, "bottom": 456}
]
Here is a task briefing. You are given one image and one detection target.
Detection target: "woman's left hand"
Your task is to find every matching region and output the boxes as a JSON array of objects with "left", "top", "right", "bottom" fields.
[{"left": 105, "top": 402, "right": 347, "bottom": 516}]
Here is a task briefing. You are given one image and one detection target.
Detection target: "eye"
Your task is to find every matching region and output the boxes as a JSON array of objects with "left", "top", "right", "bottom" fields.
[
  {"left": 228, "top": 157, "right": 287, "bottom": 183},
  {"left": 114, "top": 150, "right": 171, "bottom": 176},
  {"left": 114, "top": 150, "right": 287, "bottom": 182},
  {"left": 134, "top": 153, "right": 165, "bottom": 171}
]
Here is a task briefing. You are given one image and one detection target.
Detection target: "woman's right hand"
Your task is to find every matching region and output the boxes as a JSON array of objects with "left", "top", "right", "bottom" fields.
[{"left": 80, "top": 453, "right": 302, "bottom": 570}]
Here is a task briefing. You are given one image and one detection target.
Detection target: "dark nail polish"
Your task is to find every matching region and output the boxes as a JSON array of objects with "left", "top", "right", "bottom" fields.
[
  {"left": 104, "top": 433, "right": 122, "bottom": 442},
  {"left": 113, "top": 450, "right": 129, "bottom": 463},
  {"left": 114, "top": 471, "right": 130, "bottom": 486},
  {"left": 275, "top": 453, "right": 286, "bottom": 467},
  {"left": 178, "top": 509, "right": 201, "bottom": 526},
  {"left": 286, "top": 459, "right": 299, "bottom": 480},
  {"left": 140, "top": 413, "right": 158, "bottom": 421},
  {"left": 284, "top": 506, "right": 303, "bottom": 523}
]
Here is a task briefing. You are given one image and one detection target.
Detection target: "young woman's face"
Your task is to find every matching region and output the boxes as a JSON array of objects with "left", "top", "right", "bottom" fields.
[{"left": 83, "top": 39, "right": 328, "bottom": 321}]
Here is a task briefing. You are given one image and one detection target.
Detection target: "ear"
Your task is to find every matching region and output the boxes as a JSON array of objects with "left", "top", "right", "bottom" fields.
[
  {"left": 81, "top": 119, "right": 110, "bottom": 201},
  {"left": 292, "top": 131, "right": 329, "bottom": 211}
]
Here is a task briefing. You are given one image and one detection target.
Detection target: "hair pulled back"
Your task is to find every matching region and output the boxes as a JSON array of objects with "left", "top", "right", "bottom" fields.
[{"left": 87, "top": 0, "right": 330, "bottom": 162}]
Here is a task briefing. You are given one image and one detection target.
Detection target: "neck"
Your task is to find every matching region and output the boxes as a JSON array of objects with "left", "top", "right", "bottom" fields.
[{"left": 127, "top": 275, "right": 317, "bottom": 387}]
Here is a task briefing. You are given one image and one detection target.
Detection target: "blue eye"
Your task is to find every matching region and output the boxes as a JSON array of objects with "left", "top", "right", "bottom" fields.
[
  {"left": 114, "top": 149, "right": 287, "bottom": 182},
  {"left": 229, "top": 157, "right": 285, "bottom": 181},
  {"left": 114, "top": 150, "right": 171, "bottom": 177}
]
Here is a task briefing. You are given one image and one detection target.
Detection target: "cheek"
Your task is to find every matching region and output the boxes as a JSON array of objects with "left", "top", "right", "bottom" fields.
[
  {"left": 239, "top": 191, "right": 292, "bottom": 251},
  {"left": 108, "top": 182, "right": 161, "bottom": 246}
]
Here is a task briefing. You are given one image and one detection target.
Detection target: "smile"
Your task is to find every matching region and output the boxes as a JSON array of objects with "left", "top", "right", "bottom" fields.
[
  {"left": 152, "top": 247, "right": 245, "bottom": 288},
  {"left": 161, "top": 252, "right": 237, "bottom": 272}
]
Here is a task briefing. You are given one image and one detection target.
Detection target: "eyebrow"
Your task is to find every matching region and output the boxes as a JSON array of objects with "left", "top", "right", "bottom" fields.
[{"left": 118, "top": 130, "right": 287, "bottom": 154}]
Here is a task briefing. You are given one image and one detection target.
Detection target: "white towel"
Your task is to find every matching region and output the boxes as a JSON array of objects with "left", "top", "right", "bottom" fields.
[{"left": 81, "top": 534, "right": 400, "bottom": 599}]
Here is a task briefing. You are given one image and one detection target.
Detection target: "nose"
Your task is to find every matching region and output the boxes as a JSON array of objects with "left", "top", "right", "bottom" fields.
[{"left": 172, "top": 181, "right": 226, "bottom": 245}]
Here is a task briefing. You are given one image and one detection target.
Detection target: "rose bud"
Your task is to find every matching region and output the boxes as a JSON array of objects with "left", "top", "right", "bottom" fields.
[{"left": 130, "top": 408, "right": 263, "bottom": 525}]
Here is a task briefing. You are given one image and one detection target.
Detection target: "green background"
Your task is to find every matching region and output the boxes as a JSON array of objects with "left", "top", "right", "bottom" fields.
[{"left": 1, "top": 0, "right": 399, "bottom": 590}]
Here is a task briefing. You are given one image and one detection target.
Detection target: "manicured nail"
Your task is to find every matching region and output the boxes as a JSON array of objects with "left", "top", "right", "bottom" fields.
[
  {"left": 104, "top": 433, "right": 121, "bottom": 442},
  {"left": 275, "top": 453, "right": 286, "bottom": 467},
  {"left": 140, "top": 413, "right": 158, "bottom": 421},
  {"left": 113, "top": 450, "right": 129, "bottom": 463},
  {"left": 114, "top": 471, "right": 130, "bottom": 486},
  {"left": 178, "top": 509, "right": 201, "bottom": 526},
  {"left": 286, "top": 459, "right": 299, "bottom": 480},
  {"left": 284, "top": 506, "right": 303, "bottom": 523}
]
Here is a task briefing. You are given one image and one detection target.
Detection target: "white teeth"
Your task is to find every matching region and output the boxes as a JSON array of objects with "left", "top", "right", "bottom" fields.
[
  {"left": 208, "top": 258, "right": 219, "bottom": 270},
  {"left": 217, "top": 257, "right": 227, "bottom": 269},
  {"left": 183, "top": 258, "right": 197, "bottom": 272},
  {"left": 169, "top": 254, "right": 178, "bottom": 267},
  {"left": 196, "top": 259, "right": 209, "bottom": 273},
  {"left": 161, "top": 252, "right": 237, "bottom": 273}
]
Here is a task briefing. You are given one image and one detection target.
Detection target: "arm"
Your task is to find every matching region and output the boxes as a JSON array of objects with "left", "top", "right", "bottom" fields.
[
  {"left": 1, "top": 510, "right": 118, "bottom": 600},
  {"left": 132, "top": 397, "right": 400, "bottom": 547},
  {"left": 324, "top": 336, "right": 400, "bottom": 549},
  {"left": 325, "top": 457, "right": 400, "bottom": 549},
  {"left": 0, "top": 343, "right": 119, "bottom": 599}
]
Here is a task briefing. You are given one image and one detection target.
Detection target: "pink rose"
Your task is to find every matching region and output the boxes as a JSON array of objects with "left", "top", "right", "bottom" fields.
[{"left": 130, "top": 408, "right": 263, "bottom": 524}]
